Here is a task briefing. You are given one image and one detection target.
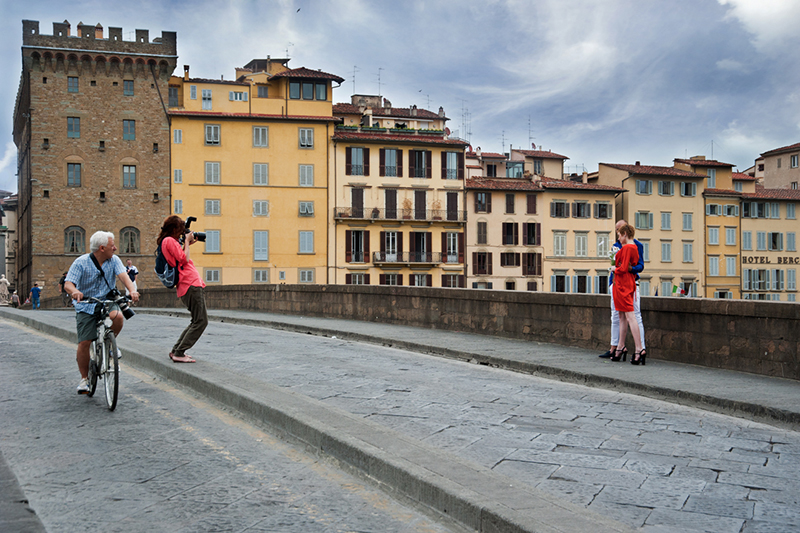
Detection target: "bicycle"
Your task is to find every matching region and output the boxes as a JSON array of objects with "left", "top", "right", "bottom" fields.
[{"left": 85, "top": 293, "right": 130, "bottom": 411}]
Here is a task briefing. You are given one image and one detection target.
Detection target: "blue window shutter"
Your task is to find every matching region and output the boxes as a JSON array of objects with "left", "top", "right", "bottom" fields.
[
  {"left": 243, "top": 92, "right": 248, "bottom": 101},
  {"left": 229, "top": 91, "right": 234, "bottom": 101},
  {"left": 588, "top": 277, "right": 593, "bottom": 294},
  {"left": 551, "top": 276, "right": 556, "bottom": 292},
  {"left": 571, "top": 276, "right": 576, "bottom": 293}
]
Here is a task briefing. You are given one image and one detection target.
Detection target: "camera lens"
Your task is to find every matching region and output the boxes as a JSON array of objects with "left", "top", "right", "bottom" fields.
[{"left": 194, "top": 231, "right": 207, "bottom": 242}]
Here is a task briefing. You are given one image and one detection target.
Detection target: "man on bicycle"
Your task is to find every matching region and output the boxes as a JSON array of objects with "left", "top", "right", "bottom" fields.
[{"left": 64, "top": 231, "right": 139, "bottom": 395}]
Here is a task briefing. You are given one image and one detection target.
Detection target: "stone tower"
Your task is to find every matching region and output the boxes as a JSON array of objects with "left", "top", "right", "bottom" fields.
[{"left": 13, "top": 20, "right": 177, "bottom": 295}]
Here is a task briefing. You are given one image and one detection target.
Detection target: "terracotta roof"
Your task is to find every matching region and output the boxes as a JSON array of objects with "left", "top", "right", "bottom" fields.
[
  {"left": 514, "top": 149, "right": 569, "bottom": 160},
  {"left": 538, "top": 177, "right": 625, "bottom": 193},
  {"left": 466, "top": 178, "right": 542, "bottom": 191},
  {"left": 186, "top": 78, "right": 249, "bottom": 86},
  {"left": 168, "top": 110, "right": 338, "bottom": 122},
  {"left": 732, "top": 172, "right": 758, "bottom": 181},
  {"left": 601, "top": 163, "right": 702, "bottom": 178},
  {"left": 673, "top": 158, "right": 734, "bottom": 167},
  {"left": 333, "top": 103, "right": 444, "bottom": 120},
  {"left": 465, "top": 151, "right": 506, "bottom": 159},
  {"left": 760, "top": 142, "right": 800, "bottom": 158},
  {"left": 270, "top": 67, "right": 344, "bottom": 83},
  {"left": 466, "top": 165, "right": 483, "bottom": 169},
  {"left": 743, "top": 184, "right": 800, "bottom": 200},
  {"left": 703, "top": 188, "right": 742, "bottom": 197},
  {"left": 332, "top": 131, "right": 468, "bottom": 146}
]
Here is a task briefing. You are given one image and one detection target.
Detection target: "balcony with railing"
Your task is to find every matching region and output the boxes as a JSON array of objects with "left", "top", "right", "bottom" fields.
[
  {"left": 334, "top": 207, "right": 466, "bottom": 223},
  {"left": 372, "top": 251, "right": 443, "bottom": 265}
]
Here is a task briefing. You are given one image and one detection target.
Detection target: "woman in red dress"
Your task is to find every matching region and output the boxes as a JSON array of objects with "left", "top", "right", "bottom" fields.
[{"left": 613, "top": 224, "right": 645, "bottom": 364}]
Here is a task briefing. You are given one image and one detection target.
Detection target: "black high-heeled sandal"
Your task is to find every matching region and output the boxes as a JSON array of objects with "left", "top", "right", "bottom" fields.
[
  {"left": 632, "top": 349, "right": 646, "bottom": 365},
  {"left": 611, "top": 347, "right": 627, "bottom": 362}
]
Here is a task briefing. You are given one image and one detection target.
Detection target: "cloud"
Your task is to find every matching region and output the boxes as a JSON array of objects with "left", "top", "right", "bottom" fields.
[
  {"left": 0, "top": 142, "right": 16, "bottom": 194},
  {"left": 718, "top": 0, "right": 800, "bottom": 52}
]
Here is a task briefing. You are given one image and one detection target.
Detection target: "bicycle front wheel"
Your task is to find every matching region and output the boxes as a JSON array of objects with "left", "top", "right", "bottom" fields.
[
  {"left": 87, "top": 340, "right": 98, "bottom": 397},
  {"left": 102, "top": 333, "right": 119, "bottom": 411}
]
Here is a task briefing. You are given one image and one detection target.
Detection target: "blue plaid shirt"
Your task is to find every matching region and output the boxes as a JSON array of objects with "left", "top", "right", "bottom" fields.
[{"left": 65, "top": 254, "right": 126, "bottom": 315}]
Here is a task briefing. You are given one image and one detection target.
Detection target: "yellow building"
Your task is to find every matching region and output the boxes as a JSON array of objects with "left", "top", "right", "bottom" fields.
[
  {"left": 168, "top": 59, "right": 343, "bottom": 285},
  {"left": 330, "top": 96, "right": 468, "bottom": 287},
  {"left": 594, "top": 163, "right": 706, "bottom": 297},
  {"left": 510, "top": 148, "right": 568, "bottom": 179}
]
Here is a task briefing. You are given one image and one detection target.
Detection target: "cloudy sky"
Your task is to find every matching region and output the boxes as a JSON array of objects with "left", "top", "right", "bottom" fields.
[{"left": 1, "top": 0, "right": 799, "bottom": 194}]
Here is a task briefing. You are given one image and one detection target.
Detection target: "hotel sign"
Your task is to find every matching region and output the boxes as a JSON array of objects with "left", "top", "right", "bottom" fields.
[{"left": 743, "top": 256, "right": 800, "bottom": 264}]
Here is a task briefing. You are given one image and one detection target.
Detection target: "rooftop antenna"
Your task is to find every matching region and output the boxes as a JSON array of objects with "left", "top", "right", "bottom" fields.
[
  {"left": 376, "top": 67, "right": 383, "bottom": 97},
  {"left": 500, "top": 130, "right": 507, "bottom": 154},
  {"left": 711, "top": 139, "right": 714, "bottom": 159},
  {"left": 351, "top": 65, "right": 359, "bottom": 94},
  {"left": 285, "top": 42, "right": 294, "bottom": 58},
  {"left": 418, "top": 91, "right": 430, "bottom": 109},
  {"left": 460, "top": 99, "right": 472, "bottom": 145},
  {"left": 528, "top": 115, "right": 536, "bottom": 148}
]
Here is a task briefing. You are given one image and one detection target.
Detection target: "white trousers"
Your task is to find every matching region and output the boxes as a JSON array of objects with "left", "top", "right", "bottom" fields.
[{"left": 610, "top": 285, "right": 645, "bottom": 349}]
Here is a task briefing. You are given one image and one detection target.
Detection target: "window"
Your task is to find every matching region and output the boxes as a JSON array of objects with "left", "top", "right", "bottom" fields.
[
  {"left": 724, "top": 204, "right": 739, "bottom": 217},
  {"left": 502, "top": 222, "right": 518, "bottom": 245},
  {"left": 709, "top": 256, "right": 719, "bottom": 276},
  {"left": 572, "top": 202, "right": 590, "bottom": 218},
  {"left": 708, "top": 227, "right": 719, "bottom": 245},
  {"left": 533, "top": 160, "right": 543, "bottom": 175},
  {"left": 67, "top": 117, "right": 80, "bottom": 138},
  {"left": 523, "top": 223, "right": 541, "bottom": 245},
  {"left": 505, "top": 194, "right": 515, "bottom": 214},
  {"left": 205, "top": 269, "right": 220, "bottom": 283},
  {"left": 253, "top": 200, "right": 269, "bottom": 216},
  {"left": 349, "top": 147, "right": 365, "bottom": 176},
  {"left": 174, "top": 169, "right": 182, "bottom": 183},
  {"left": 743, "top": 231, "right": 752, "bottom": 250},
  {"left": 205, "top": 162, "right": 220, "bottom": 184},
  {"left": 634, "top": 211, "right": 653, "bottom": 230},
  {"left": 641, "top": 240, "right": 650, "bottom": 261},
  {"left": 202, "top": 89, "right": 212, "bottom": 110},
  {"left": 726, "top": 227, "right": 736, "bottom": 246},
  {"left": 67, "top": 163, "right": 81, "bottom": 186},
  {"left": 636, "top": 179, "right": 652, "bottom": 195},
  {"left": 190, "top": 85, "right": 197, "bottom": 99},
  {"left": 734, "top": 182, "right": 743, "bottom": 192},
  {"left": 682, "top": 213, "right": 692, "bottom": 231},
  {"left": 168, "top": 87, "right": 178, "bottom": 106},
  {"left": 299, "top": 201, "right": 314, "bottom": 216},
  {"left": 299, "top": 128, "right": 314, "bottom": 148},
  {"left": 792, "top": 155, "right": 799, "bottom": 168},
  {"left": 205, "top": 124, "right": 220, "bottom": 145},
  {"left": 123, "top": 80, "right": 134, "bottom": 96},
  {"left": 347, "top": 273, "right": 368, "bottom": 285},
  {"left": 229, "top": 91, "right": 248, "bottom": 101},
  {"left": 173, "top": 129, "right": 182, "bottom": 144},
  {"left": 349, "top": 230, "right": 366, "bottom": 263},
  {"left": 412, "top": 150, "right": 428, "bottom": 178},
  {"left": 788, "top": 204, "right": 796, "bottom": 219},
  {"left": 552, "top": 271, "right": 568, "bottom": 293},
  {"left": 474, "top": 251, "right": 491, "bottom": 275},
  {"left": 768, "top": 232, "right": 783, "bottom": 251},
  {"left": 706, "top": 204, "right": 721, "bottom": 216},
  {"left": 506, "top": 161, "right": 524, "bottom": 178},
  {"left": 789, "top": 269, "right": 797, "bottom": 291},
  {"left": 594, "top": 202, "right": 611, "bottom": 219},
  {"left": 597, "top": 233, "right": 610, "bottom": 258},
  {"left": 575, "top": 233, "right": 588, "bottom": 257},
  {"left": 445, "top": 232, "right": 459, "bottom": 263},
  {"left": 757, "top": 231, "right": 767, "bottom": 251},
  {"left": 64, "top": 226, "right": 85, "bottom": 253},
  {"left": 253, "top": 163, "right": 268, "bottom": 185},
  {"left": 661, "top": 212, "right": 672, "bottom": 230},
  {"left": 302, "top": 82, "right": 314, "bottom": 100},
  {"left": 383, "top": 149, "right": 399, "bottom": 177},
  {"left": 174, "top": 199, "right": 183, "bottom": 214},
  {"left": 253, "top": 231, "right": 268, "bottom": 260},
  {"left": 707, "top": 169, "right": 716, "bottom": 188},
  {"left": 659, "top": 181, "right": 674, "bottom": 196},
  {"left": 683, "top": 242, "right": 693, "bottom": 262},
  {"left": 299, "top": 231, "right": 314, "bottom": 253},
  {"left": 68, "top": 76, "right": 78, "bottom": 93},
  {"left": 254, "top": 269, "right": 269, "bottom": 283},
  {"left": 771, "top": 203, "right": 780, "bottom": 219},
  {"left": 661, "top": 280, "right": 673, "bottom": 297},
  {"left": 477, "top": 221, "right": 487, "bottom": 244},
  {"left": 681, "top": 182, "right": 697, "bottom": 197},
  {"left": 120, "top": 227, "right": 140, "bottom": 254},
  {"left": 300, "top": 269, "right": 315, "bottom": 283},
  {"left": 442, "top": 151, "right": 460, "bottom": 179},
  {"left": 500, "top": 252, "right": 520, "bottom": 267},
  {"left": 476, "top": 192, "right": 490, "bottom": 213},
  {"left": 554, "top": 232, "right": 566, "bottom": 257},
  {"left": 299, "top": 165, "right": 314, "bottom": 186},
  {"left": 442, "top": 274, "right": 461, "bottom": 288},
  {"left": 487, "top": 164, "right": 497, "bottom": 177},
  {"left": 726, "top": 256, "right": 736, "bottom": 276},
  {"left": 523, "top": 253, "right": 542, "bottom": 276},
  {"left": 253, "top": 126, "right": 268, "bottom": 147},
  {"left": 313, "top": 83, "right": 326, "bottom": 100},
  {"left": 788, "top": 232, "right": 796, "bottom": 252},
  {"left": 661, "top": 241, "right": 672, "bottom": 262},
  {"left": 289, "top": 82, "right": 301, "bottom": 99},
  {"left": 524, "top": 194, "right": 537, "bottom": 215},
  {"left": 205, "top": 199, "right": 220, "bottom": 215},
  {"left": 123, "top": 120, "right": 135, "bottom": 140},
  {"left": 123, "top": 165, "right": 136, "bottom": 188},
  {"left": 639, "top": 280, "right": 650, "bottom": 296},
  {"left": 551, "top": 200, "right": 568, "bottom": 218}
]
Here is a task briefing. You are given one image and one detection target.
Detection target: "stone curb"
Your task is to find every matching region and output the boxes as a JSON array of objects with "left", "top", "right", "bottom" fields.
[
  {"left": 0, "top": 309, "right": 635, "bottom": 533},
  {"left": 145, "top": 308, "right": 800, "bottom": 432}
]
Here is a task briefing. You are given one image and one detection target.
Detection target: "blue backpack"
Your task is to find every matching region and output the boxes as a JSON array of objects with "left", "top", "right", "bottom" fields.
[{"left": 154, "top": 243, "right": 179, "bottom": 288}]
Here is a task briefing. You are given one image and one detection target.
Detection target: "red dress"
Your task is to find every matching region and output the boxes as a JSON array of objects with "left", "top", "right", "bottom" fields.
[{"left": 613, "top": 243, "right": 639, "bottom": 312}]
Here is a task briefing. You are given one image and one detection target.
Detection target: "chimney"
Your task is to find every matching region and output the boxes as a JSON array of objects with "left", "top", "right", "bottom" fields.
[
  {"left": 94, "top": 23, "right": 103, "bottom": 39},
  {"left": 582, "top": 171, "right": 588, "bottom": 184},
  {"left": 438, "top": 106, "right": 444, "bottom": 118},
  {"left": 476, "top": 147, "right": 482, "bottom": 158},
  {"left": 410, "top": 105, "right": 417, "bottom": 117},
  {"left": 183, "top": 65, "right": 190, "bottom": 81},
  {"left": 635, "top": 161, "right": 641, "bottom": 166}
]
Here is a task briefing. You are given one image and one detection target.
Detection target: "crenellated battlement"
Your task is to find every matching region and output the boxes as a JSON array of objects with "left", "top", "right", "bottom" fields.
[{"left": 21, "top": 20, "right": 177, "bottom": 78}]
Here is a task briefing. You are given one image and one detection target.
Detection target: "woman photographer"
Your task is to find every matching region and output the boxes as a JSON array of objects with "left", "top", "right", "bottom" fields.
[{"left": 158, "top": 215, "right": 208, "bottom": 363}]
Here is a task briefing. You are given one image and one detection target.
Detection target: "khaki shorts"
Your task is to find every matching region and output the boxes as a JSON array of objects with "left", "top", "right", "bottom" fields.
[{"left": 76, "top": 304, "right": 120, "bottom": 342}]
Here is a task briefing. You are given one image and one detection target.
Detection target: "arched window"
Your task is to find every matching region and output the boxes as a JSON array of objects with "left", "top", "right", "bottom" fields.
[
  {"left": 65, "top": 226, "right": 85, "bottom": 254},
  {"left": 120, "top": 227, "right": 140, "bottom": 254}
]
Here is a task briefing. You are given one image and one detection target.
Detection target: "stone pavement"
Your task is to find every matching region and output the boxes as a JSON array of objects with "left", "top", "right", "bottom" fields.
[{"left": 2, "top": 307, "right": 800, "bottom": 532}]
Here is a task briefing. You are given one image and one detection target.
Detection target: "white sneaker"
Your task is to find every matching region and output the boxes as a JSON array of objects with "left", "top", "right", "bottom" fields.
[
  {"left": 77, "top": 378, "right": 90, "bottom": 395},
  {"left": 117, "top": 348, "right": 123, "bottom": 360}
]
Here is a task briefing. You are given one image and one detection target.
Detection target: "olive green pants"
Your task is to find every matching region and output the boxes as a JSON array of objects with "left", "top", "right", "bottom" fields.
[{"left": 172, "top": 286, "right": 209, "bottom": 356}]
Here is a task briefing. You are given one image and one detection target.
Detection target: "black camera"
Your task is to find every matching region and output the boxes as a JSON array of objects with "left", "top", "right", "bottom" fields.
[
  {"left": 107, "top": 288, "right": 135, "bottom": 320},
  {"left": 181, "top": 216, "right": 206, "bottom": 243}
]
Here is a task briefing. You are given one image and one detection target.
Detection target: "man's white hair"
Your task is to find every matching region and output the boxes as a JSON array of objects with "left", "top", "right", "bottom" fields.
[{"left": 90, "top": 231, "right": 115, "bottom": 253}]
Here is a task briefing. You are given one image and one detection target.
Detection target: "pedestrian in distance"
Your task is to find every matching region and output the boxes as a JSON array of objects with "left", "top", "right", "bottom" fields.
[
  {"left": 11, "top": 290, "right": 20, "bottom": 308},
  {"left": 599, "top": 219, "right": 646, "bottom": 361},
  {"left": 125, "top": 259, "right": 139, "bottom": 303},
  {"left": 29, "top": 282, "right": 42, "bottom": 310},
  {"left": 612, "top": 224, "right": 646, "bottom": 365},
  {"left": 157, "top": 215, "right": 208, "bottom": 363},
  {"left": 64, "top": 231, "right": 139, "bottom": 394},
  {"left": 59, "top": 271, "right": 70, "bottom": 307}
]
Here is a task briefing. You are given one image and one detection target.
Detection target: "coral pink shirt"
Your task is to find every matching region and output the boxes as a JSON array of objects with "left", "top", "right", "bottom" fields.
[{"left": 161, "top": 236, "right": 205, "bottom": 298}]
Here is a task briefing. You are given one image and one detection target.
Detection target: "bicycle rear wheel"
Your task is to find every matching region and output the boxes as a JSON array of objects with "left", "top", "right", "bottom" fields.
[
  {"left": 87, "top": 340, "right": 98, "bottom": 397},
  {"left": 102, "top": 333, "right": 119, "bottom": 411}
]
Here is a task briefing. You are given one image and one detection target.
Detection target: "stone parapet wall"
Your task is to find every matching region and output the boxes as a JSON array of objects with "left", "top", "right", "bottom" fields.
[{"left": 38, "top": 284, "right": 800, "bottom": 380}]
